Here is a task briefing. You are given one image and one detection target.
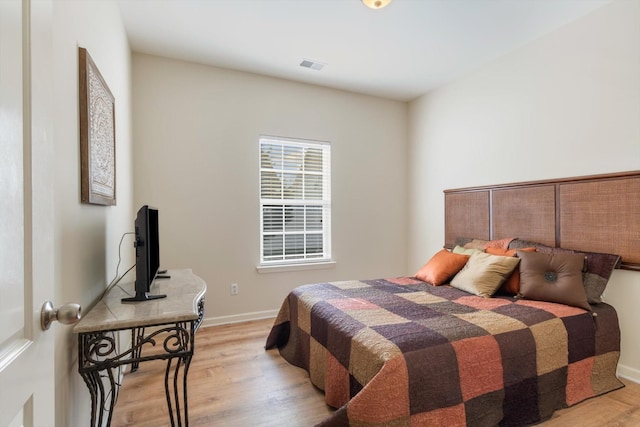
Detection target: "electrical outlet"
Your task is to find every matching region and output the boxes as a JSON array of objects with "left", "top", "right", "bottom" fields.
[{"left": 230, "top": 283, "right": 239, "bottom": 296}]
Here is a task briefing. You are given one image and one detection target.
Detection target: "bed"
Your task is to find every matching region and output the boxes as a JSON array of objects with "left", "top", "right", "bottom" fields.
[{"left": 265, "top": 171, "right": 638, "bottom": 426}]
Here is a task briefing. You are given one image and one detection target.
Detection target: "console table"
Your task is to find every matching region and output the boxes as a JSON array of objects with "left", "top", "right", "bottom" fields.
[{"left": 73, "top": 269, "right": 206, "bottom": 427}]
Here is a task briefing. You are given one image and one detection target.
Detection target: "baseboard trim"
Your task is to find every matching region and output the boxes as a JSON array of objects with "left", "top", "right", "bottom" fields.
[
  {"left": 618, "top": 364, "right": 640, "bottom": 384},
  {"left": 201, "top": 310, "right": 278, "bottom": 328}
]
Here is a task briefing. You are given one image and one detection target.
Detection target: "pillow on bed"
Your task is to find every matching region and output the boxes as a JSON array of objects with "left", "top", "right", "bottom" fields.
[
  {"left": 483, "top": 237, "right": 516, "bottom": 250},
  {"left": 509, "top": 238, "right": 621, "bottom": 304},
  {"left": 415, "top": 249, "right": 470, "bottom": 286},
  {"left": 486, "top": 247, "right": 536, "bottom": 295},
  {"left": 463, "top": 237, "right": 515, "bottom": 251},
  {"left": 452, "top": 245, "right": 483, "bottom": 255},
  {"left": 463, "top": 239, "right": 488, "bottom": 250},
  {"left": 450, "top": 251, "right": 520, "bottom": 297},
  {"left": 517, "top": 250, "right": 591, "bottom": 311}
]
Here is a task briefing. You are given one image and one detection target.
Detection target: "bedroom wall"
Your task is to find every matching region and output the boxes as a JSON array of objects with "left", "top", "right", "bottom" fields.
[
  {"left": 408, "top": 0, "right": 640, "bottom": 382},
  {"left": 52, "top": 1, "right": 133, "bottom": 425},
  {"left": 131, "top": 53, "right": 408, "bottom": 325}
]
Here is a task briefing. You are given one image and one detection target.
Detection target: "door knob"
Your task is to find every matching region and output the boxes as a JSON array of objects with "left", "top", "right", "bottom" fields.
[{"left": 41, "top": 301, "right": 82, "bottom": 330}]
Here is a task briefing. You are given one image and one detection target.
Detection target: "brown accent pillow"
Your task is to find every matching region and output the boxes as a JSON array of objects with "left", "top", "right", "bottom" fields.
[
  {"left": 517, "top": 250, "right": 591, "bottom": 311},
  {"left": 415, "top": 250, "right": 470, "bottom": 286},
  {"left": 509, "top": 238, "right": 621, "bottom": 304},
  {"left": 450, "top": 251, "right": 520, "bottom": 297},
  {"left": 486, "top": 247, "right": 536, "bottom": 295}
]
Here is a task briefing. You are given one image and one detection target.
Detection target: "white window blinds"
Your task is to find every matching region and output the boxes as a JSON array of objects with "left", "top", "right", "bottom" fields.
[{"left": 259, "top": 136, "right": 331, "bottom": 265}]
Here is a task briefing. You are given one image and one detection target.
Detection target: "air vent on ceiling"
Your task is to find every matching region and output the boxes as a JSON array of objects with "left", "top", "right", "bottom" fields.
[{"left": 300, "top": 59, "right": 325, "bottom": 71}]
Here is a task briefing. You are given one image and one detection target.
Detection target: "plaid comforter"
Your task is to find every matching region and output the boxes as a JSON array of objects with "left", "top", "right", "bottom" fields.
[{"left": 265, "top": 278, "right": 624, "bottom": 426}]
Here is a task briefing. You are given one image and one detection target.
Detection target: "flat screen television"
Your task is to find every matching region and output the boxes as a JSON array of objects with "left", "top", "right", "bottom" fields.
[{"left": 122, "top": 205, "right": 167, "bottom": 303}]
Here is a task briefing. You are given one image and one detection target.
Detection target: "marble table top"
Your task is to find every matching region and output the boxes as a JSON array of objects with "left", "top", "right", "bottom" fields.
[{"left": 73, "top": 269, "right": 207, "bottom": 334}]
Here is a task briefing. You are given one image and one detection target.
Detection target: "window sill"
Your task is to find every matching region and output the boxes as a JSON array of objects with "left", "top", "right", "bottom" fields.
[{"left": 256, "top": 261, "right": 336, "bottom": 274}]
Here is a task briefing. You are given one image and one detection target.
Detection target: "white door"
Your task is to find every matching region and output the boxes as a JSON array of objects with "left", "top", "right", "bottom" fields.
[{"left": 0, "top": 0, "right": 55, "bottom": 426}]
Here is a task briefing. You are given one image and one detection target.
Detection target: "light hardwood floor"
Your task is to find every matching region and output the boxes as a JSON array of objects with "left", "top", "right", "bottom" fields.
[{"left": 112, "top": 318, "right": 640, "bottom": 426}]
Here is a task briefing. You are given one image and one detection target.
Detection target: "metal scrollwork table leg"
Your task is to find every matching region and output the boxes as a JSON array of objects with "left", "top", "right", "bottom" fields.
[{"left": 78, "top": 318, "right": 199, "bottom": 427}]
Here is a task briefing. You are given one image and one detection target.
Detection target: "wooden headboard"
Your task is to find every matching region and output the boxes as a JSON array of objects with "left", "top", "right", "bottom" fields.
[{"left": 444, "top": 171, "right": 640, "bottom": 271}]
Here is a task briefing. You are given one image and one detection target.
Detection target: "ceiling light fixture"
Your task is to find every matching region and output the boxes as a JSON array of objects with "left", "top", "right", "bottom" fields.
[{"left": 362, "top": 0, "right": 392, "bottom": 9}]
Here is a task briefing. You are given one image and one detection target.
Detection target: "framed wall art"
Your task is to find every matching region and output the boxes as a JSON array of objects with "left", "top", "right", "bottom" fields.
[{"left": 79, "top": 47, "right": 116, "bottom": 205}]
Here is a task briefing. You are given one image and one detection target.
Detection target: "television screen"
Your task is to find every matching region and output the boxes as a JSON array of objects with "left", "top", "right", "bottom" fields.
[
  {"left": 146, "top": 207, "right": 160, "bottom": 290},
  {"left": 122, "top": 205, "right": 166, "bottom": 302}
]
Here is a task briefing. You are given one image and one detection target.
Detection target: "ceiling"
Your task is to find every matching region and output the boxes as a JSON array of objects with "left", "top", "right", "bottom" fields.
[{"left": 117, "top": 0, "right": 611, "bottom": 101}]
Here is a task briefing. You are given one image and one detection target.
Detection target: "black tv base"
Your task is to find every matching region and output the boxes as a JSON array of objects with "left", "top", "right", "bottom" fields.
[{"left": 121, "top": 292, "right": 167, "bottom": 303}]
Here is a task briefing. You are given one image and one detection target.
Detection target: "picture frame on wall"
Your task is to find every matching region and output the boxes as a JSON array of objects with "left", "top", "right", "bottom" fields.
[{"left": 79, "top": 47, "right": 116, "bottom": 206}]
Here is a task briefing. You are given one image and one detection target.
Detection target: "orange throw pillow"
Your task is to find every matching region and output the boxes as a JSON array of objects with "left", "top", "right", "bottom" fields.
[
  {"left": 483, "top": 237, "right": 515, "bottom": 250},
  {"left": 486, "top": 247, "right": 536, "bottom": 295},
  {"left": 415, "top": 249, "right": 470, "bottom": 286}
]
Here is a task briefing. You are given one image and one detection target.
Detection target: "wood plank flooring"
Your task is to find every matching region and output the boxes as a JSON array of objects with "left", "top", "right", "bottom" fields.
[{"left": 111, "top": 318, "right": 640, "bottom": 426}]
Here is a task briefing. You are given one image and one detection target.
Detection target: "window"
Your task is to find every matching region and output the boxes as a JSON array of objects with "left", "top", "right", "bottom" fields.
[{"left": 259, "top": 136, "right": 331, "bottom": 266}]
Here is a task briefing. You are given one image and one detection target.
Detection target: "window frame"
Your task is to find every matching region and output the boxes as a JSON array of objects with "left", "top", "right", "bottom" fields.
[{"left": 258, "top": 135, "right": 332, "bottom": 268}]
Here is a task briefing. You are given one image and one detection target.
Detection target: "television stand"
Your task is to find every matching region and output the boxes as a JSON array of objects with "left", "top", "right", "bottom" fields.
[
  {"left": 121, "top": 291, "right": 167, "bottom": 303},
  {"left": 74, "top": 269, "right": 206, "bottom": 427}
]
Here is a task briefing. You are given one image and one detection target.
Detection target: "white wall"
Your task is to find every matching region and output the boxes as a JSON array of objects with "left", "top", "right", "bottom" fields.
[
  {"left": 52, "top": 1, "right": 133, "bottom": 425},
  {"left": 132, "top": 54, "right": 408, "bottom": 324},
  {"left": 408, "top": 0, "right": 640, "bottom": 381}
]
